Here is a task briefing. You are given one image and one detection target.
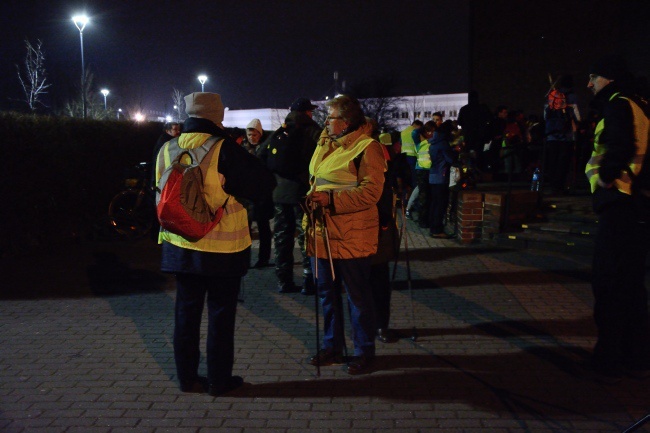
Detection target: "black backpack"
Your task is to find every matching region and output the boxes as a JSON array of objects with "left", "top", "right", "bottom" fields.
[{"left": 265, "top": 124, "right": 304, "bottom": 179}]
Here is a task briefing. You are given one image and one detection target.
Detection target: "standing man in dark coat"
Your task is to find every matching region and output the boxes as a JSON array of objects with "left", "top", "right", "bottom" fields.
[
  {"left": 261, "top": 97, "right": 322, "bottom": 294},
  {"left": 584, "top": 55, "right": 650, "bottom": 382},
  {"left": 457, "top": 91, "right": 491, "bottom": 171}
]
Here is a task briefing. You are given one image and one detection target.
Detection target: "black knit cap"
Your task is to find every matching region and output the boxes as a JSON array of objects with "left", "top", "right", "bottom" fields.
[{"left": 589, "top": 54, "right": 630, "bottom": 81}]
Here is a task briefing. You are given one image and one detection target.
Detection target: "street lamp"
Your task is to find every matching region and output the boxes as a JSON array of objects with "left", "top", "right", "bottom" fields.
[
  {"left": 100, "top": 89, "right": 109, "bottom": 110},
  {"left": 72, "top": 14, "right": 89, "bottom": 119},
  {"left": 173, "top": 105, "right": 178, "bottom": 122},
  {"left": 197, "top": 75, "right": 207, "bottom": 92},
  {"left": 117, "top": 108, "right": 122, "bottom": 120}
]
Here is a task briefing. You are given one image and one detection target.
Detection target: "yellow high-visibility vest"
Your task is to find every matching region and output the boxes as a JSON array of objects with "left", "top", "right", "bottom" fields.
[
  {"left": 585, "top": 92, "right": 649, "bottom": 194},
  {"left": 416, "top": 139, "right": 431, "bottom": 169},
  {"left": 400, "top": 126, "right": 417, "bottom": 157},
  {"left": 156, "top": 132, "right": 251, "bottom": 253}
]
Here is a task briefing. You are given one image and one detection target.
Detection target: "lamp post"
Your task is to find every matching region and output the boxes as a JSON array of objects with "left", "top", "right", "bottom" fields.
[
  {"left": 72, "top": 14, "right": 89, "bottom": 119},
  {"left": 117, "top": 108, "right": 122, "bottom": 120},
  {"left": 198, "top": 75, "right": 207, "bottom": 92},
  {"left": 100, "top": 89, "right": 109, "bottom": 110}
]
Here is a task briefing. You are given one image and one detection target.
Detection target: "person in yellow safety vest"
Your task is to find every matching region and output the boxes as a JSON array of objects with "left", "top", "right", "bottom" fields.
[
  {"left": 401, "top": 120, "right": 423, "bottom": 189},
  {"left": 306, "top": 95, "right": 386, "bottom": 376},
  {"left": 412, "top": 121, "right": 436, "bottom": 228},
  {"left": 583, "top": 54, "right": 650, "bottom": 382},
  {"left": 155, "top": 92, "right": 276, "bottom": 396}
]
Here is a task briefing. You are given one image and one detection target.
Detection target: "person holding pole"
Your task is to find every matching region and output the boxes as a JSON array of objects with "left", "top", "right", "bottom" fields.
[{"left": 306, "top": 95, "right": 386, "bottom": 375}]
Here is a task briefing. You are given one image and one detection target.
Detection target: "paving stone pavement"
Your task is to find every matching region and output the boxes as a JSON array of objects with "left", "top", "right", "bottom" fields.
[{"left": 1, "top": 220, "right": 649, "bottom": 433}]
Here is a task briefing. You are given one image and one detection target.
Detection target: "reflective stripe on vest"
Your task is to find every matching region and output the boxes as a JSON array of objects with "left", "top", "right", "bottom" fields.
[
  {"left": 155, "top": 132, "right": 251, "bottom": 252},
  {"left": 400, "top": 126, "right": 417, "bottom": 156},
  {"left": 585, "top": 93, "right": 649, "bottom": 194},
  {"left": 311, "top": 138, "right": 376, "bottom": 192},
  {"left": 416, "top": 140, "right": 431, "bottom": 169}
]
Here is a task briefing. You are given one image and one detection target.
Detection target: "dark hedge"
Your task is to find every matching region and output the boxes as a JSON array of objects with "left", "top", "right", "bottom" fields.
[{"left": 0, "top": 113, "right": 161, "bottom": 256}]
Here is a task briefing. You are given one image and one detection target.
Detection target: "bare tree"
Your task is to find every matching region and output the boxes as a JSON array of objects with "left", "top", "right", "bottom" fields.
[
  {"left": 16, "top": 39, "right": 51, "bottom": 111},
  {"left": 347, "top": 75, "right": 403, "bottom": 132},
  {"left": 62, "top": 68, "right": 103, "bottom": 118},
  {"left": 359, "top": 97, "right": 403, "bottom": 132},
  {"left": 172, "top": 88, "right": 185, "bottom": 121},
  {"left": 406, "top": 96, "right": 425, "bottom": 123}
]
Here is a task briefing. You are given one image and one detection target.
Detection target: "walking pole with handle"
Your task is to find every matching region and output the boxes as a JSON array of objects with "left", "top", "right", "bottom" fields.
[
  {"left": 390, "top": 191, "right": 418, "bottom": 341},
  {"left": 321, "top": 207, "right": 348, "bottom": 361}
]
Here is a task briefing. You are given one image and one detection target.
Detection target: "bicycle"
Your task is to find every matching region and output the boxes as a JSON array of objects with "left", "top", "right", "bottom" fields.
[{"left": 108, "top": 162, "right": 157, "bottom": 239}]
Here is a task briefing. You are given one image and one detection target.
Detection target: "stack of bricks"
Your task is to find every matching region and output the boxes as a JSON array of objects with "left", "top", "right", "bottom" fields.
[
  {"left": 483, "top": 190, "right": 539, "bottom": 239},
  {"left": 456, "top": 189, "right": 539, "bottom": 243},
  {"left": 483, "top": 192, "right": 505, "bottom": 239},
  {"left": 457, "top": 190, "right": 484, "bottom": 243}
]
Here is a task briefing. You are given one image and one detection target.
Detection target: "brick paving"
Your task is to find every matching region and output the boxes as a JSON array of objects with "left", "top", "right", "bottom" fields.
[{"left": 1, "top": 217, "right": 649, "bottom": 433}]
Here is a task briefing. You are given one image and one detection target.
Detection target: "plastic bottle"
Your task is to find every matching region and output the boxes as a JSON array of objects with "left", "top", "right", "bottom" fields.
[{"left": 530, "top": 168, "right": 541, "bottom": 191}]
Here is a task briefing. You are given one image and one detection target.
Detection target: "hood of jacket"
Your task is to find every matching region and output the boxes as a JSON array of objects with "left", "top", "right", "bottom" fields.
[{"left": 177, "top": 117, "right": 231, "bottom": 149}]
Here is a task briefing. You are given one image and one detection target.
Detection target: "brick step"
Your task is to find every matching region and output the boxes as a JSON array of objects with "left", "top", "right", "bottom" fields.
[
  {"left": 493, "top": 230, "right": 595, "bottom": 255},
  {"left": 520, "top": 221, "right": 598, "bottom": 237}
]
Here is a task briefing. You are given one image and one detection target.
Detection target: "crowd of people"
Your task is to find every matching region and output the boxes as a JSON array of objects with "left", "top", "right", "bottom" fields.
[{"left": 152, "top": 53, "right": 649, "bottom": 395}]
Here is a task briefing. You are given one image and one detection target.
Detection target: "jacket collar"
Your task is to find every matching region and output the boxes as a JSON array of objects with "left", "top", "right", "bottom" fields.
[
  {"left": 182, "top": 117, "right": 230, "bottom": 138},
  {"left": 334, "top": 128, "right": 367, "bottom": 149}
]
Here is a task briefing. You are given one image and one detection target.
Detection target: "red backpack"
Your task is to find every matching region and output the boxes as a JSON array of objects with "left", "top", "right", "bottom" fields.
[
  {"left": 547, "top": 89, "right": 567, "bottom": 111},
  {"left": 156, "top": 137, "right": 228, "bottom": 240}
]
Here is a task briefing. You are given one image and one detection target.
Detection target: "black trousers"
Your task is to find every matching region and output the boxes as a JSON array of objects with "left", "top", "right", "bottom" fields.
[
  {"left": 173, "top": 273, "right": 240, "bottom": 387},
  {"left": 429, "top": 183, "right": 450, "bottom": 234},
  {"left": 370, "top": 262, "right": 391, "bottom": 330},
  {"left": 591, "top": 197, "right": 650, "bottom": 372},
  {"left": 273, "top": 203, "right": 310, "bottom": 284}
]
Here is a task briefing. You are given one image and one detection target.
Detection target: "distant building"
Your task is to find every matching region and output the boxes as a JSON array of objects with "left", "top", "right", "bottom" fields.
[
  {"left": 222, "top": 93, "right": 468, "bottom": 130},
  {"left": 223, "top": 107, "right": 289, "bottom": 132}
]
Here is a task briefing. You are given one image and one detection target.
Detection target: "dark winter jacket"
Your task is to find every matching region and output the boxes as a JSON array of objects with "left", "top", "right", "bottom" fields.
[
  {"left": 260, "top": 111, "right": 322, "bottom": 204},
  {"left": 428, "top": 131, "right": 456, "bottom": 185}
]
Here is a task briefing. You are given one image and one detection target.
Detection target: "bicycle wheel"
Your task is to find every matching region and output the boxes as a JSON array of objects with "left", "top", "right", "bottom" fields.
[{"left": 108, "top": 190, "right": 155, "bottom": 239}]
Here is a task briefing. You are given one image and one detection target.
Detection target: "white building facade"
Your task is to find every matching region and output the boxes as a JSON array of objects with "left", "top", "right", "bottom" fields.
[{"left": 221, "top": 93, "right": 468, "bottom": 131}]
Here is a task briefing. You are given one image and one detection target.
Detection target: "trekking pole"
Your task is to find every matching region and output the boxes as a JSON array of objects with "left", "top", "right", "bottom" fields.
[
  {"left": 321, "top": 207, "right": 348, "bottom": 361},
  {"left": 391, "top": 191, "right": 408, "bottom": 282},
  {"left": 622, "top": 413, "right": 650, "bottom": 433},
  {"left": 401, "top": 193, "right": 418, "bottom": 342},
  {"left": 321, "top": 208, "right": 336, "bottom": 281}
]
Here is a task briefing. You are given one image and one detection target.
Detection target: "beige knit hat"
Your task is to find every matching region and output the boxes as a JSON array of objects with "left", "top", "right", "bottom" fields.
[
  {"left": 184, "top": 92, "right": 224, "bottom": 126},
  {"left": 246, "top": 118, "right": 263, "bottom": 135}
]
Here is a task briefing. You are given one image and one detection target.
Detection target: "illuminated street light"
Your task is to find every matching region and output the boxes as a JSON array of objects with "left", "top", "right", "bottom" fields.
[
  {"left": 100, "top": 89, "right": 109, "bottom": 110},
  {"left": 72, "top": 14, "right": 89, "bottom": 119},
  {"left": 117, "top": 108, "right": 122, "bottom": 120},
  {"left": 134, "top": 113, "right": 144, "bottom": 122},
  {"left": 197, "top": 75, "right": 207, "bottom": 92}
]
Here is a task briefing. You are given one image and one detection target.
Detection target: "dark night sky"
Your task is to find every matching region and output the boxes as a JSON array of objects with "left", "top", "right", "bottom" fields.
[{"left": 2, "top": 0, "right": 470, "bottom": 114}]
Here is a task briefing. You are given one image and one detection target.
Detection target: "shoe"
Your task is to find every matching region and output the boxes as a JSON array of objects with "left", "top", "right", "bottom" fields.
[
  {"left": 405, "top": 210, "right": 413, "bottom": 220},
  {"left": 208, "top": 376, "right": 244, "bottom": 397},
  {"left": 347, "top": 355, "right": 373, "bottom": 375},
  {"left": 277, "top": 281, "right": 300, "bottom": 293},
  {"left": 301, "top": 275, "right": 315, "bottom": 296},
  {"left": 180, "top": 376, "right": 208, "bottom": 393},
  {"left": 309, "top": 349, "right": 344, "bottom": 366},
  {"left": 251, "top": 260, "right": 272, "bottom": 269},
  {"left": 377, "top": 328, "right": 396, "bottom": 343}
]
